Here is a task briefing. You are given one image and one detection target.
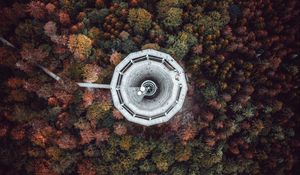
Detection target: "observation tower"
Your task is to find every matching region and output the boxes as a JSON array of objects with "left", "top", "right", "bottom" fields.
[{"left": 110, "top": 49, "right": 188, "bottom": 126}]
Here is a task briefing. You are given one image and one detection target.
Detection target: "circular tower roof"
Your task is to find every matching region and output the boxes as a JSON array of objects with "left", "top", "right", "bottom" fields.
[{"left": 110, "top": 49, "right": 188, "bottom": 126}]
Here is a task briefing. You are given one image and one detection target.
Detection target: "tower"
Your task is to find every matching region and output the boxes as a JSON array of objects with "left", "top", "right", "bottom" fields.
[{"left": 110, "top": 49, "right": 188, "bottom": 126}]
